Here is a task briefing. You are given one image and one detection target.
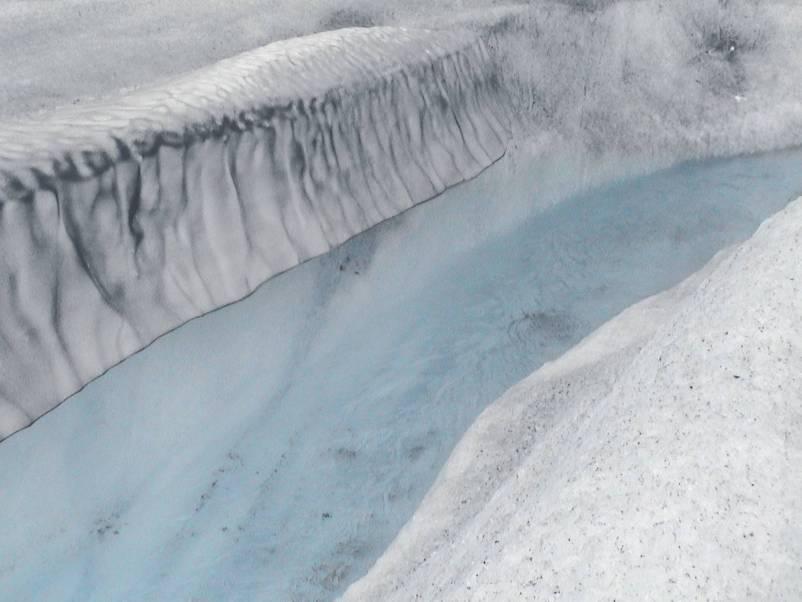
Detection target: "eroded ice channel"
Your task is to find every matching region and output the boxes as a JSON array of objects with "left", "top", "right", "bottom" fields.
[{"left": 2, "top": 148, "right": 802, "bottom": 601}]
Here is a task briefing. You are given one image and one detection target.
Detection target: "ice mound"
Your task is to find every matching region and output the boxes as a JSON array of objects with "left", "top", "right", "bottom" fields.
[
  {"left": 0, "top": 27, "right": 510, "bottom": 439},
  {"left": 344, "top": 195, "right": 802, "bottom": 600}
]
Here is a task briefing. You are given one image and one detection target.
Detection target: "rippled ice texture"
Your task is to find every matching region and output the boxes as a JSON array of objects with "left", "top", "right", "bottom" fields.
[{"left": 2, "top": 148, "right": 802, "bottom": 601}]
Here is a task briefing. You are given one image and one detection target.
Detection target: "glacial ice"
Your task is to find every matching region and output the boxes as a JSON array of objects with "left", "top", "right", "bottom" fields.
[
  {"left": 2, "top": 1, "right": 802, "bottom": 600},
  {"left": 0, "top": 26, "right": 510, "bottom": 438}
]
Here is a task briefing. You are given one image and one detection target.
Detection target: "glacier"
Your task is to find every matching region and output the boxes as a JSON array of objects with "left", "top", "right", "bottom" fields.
[
  {"left": 2, "top": 1, "right": 802, "bottom": 601},
  {"left": 0, "top": 26, "right": 510, "bottom": 439}
]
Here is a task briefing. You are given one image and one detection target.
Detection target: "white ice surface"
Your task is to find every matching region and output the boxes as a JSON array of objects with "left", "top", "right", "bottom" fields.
[
  {"left": 1, "top": 148, "right": 802, "bottom": 601},
  {"left": 2, "top": 1, "right": 802, "bottom": 600},
  {"left": 345, "top": 189, "right": 802, "bottom": 602}
]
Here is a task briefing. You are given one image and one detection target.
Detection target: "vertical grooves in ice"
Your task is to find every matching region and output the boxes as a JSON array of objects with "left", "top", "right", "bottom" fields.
[{"left": 0, "top": 27, "right": 511, "bottom": 439}]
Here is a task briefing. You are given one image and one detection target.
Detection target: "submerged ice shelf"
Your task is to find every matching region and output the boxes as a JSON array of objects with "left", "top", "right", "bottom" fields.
[{"left": 2, "top": 147, "right": 802, "bottom": 601}]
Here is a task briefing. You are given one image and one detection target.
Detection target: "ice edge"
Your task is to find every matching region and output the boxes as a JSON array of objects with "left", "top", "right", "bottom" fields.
[{"left": 0, "top": 26, "right": 512, "bottom": 439}]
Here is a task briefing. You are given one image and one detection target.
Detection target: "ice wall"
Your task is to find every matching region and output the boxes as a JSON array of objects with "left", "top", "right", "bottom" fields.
[{"left": 0, "top": 27, "right": 511, "bottom": 439}]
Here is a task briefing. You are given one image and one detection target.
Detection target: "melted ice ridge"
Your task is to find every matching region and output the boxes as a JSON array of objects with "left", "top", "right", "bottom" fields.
[{"left": 0, "top": 27, "right": 510, "bottom": 438}]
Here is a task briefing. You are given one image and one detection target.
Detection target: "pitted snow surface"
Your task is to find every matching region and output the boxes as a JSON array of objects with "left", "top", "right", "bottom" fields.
[{"left": 345, "top": 196, "right": 802, "bottom": 601}]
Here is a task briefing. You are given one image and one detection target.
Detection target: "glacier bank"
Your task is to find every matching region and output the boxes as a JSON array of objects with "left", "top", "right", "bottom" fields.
[{"left": 0, "top": 26, "right": 510, "bottom": 438}]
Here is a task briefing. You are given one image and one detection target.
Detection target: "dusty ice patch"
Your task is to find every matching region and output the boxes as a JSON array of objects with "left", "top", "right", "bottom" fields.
[{"left": 345, "top": 191, "right": 802, "bottom": 602}]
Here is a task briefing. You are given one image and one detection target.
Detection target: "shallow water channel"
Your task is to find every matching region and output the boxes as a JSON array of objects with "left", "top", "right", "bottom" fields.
[{"left": 2, "top": 148, "right": 802, "bottom": 601}]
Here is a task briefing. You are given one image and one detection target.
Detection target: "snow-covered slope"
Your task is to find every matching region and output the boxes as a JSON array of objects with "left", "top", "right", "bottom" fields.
[
  {"left": 0, "top": 26, "right": 510, "bottom": 439},
  {"left": 344, "top": 196, "right": 802, "bottom": 601}
]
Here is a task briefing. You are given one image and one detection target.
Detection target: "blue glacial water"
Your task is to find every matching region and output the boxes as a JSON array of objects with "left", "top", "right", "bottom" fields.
[{"left": 2, "top": 148, "right": 802, "bottom": 601}]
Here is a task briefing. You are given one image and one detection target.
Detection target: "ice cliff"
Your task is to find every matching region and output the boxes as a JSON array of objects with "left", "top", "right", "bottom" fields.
[
  {"left": 4, "top": 1, "right": 802, "bottom": 441},
  {"left": 0, "top": 27, "right": 510, "bottom": 438}
]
